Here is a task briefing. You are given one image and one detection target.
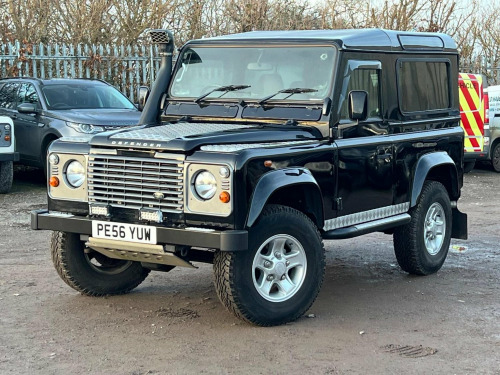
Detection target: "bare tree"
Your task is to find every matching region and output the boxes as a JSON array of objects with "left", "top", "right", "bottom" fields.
[
  {"left": 1, "top": 0, "right": 499, "bottom": 83},
  {"left": 3, "top": 0, "right": 57, "bottom": 43}
]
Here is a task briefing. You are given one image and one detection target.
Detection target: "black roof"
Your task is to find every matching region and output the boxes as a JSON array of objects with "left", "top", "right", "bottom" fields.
[{"left": 189, "top": 28, "right": 457, "bottom": 53}]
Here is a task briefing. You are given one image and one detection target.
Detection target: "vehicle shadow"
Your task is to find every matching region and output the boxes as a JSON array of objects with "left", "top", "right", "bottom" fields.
[{"left": 11, "top": 165, "right": 46, "bottom": 193}]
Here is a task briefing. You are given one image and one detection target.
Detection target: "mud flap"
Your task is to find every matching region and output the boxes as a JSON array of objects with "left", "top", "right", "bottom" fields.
[{"left": 451, "top": 208, "right": 468, "bottom": 240}]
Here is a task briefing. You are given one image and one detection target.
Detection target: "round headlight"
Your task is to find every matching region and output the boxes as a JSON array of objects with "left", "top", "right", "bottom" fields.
[
  {"left": 194, "top": 170, "right": 217, "bottom": 200},
  {"left": 66, "top": 160, "right": 85, "bottom": 188}
]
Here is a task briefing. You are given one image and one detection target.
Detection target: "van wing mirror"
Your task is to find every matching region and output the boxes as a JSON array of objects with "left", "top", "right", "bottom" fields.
[
  {"left": 137, "top": 86, "right": 150, "bottom": 111},
  {"left": 348, "top": 90, "right": 368, "bottom": 121}
]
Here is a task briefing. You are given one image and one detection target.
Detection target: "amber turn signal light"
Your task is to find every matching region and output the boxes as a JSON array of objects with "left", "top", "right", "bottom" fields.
[
  {"left": 4, "top": 135, "right": 10, "bottom": 142},
  {"left": 264, "top": 160, "right": 272, "bottom": 167},
  {"left": 49, "top": 176, "right": 60, "bottom": 187},
  {"left": 219, "top": 191, "right": 230, "bottom": 203}
]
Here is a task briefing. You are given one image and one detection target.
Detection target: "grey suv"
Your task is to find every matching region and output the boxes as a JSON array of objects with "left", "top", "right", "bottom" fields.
[{"left": 0, "top": 78, "right": 141, "bottom": 171}]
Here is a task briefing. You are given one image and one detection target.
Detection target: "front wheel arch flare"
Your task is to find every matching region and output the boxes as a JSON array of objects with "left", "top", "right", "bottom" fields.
[{"left": 245, "top": 168, "right": 324, "bottom": 228}]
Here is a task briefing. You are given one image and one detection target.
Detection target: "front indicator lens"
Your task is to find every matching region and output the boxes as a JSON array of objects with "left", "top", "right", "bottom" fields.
[
  {"left": 49, "top": 176, "right": 60, "bottom": 187},
  {"left": 66, "top": 160, "right": 85, "bottom": 188},
  {"left": 194, "top": 170, "right": 217, "bottom": 200},
  {"left": 219, "top": 191, "right": 230, "bottom": 203}
]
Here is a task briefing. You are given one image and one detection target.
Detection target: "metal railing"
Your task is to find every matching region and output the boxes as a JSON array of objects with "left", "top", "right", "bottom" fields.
[{"left": 0, "top": 41, "right": 162, "bottom": 102}]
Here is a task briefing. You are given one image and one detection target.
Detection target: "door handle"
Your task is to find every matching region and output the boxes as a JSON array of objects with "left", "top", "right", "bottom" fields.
[
  {"left": 11, "top": 114, "right": 17, "bottom": 119},
  {"left": 377, "top": 154, "right": 392, "bottom": 163}
]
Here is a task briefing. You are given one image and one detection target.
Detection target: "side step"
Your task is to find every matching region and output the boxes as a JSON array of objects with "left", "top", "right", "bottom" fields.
[
  {"left": 322, "top": 213, "right": 411, "bottom": 240},
  {"left": 86, "top": 237, "right": 196, "bottom": 268}
]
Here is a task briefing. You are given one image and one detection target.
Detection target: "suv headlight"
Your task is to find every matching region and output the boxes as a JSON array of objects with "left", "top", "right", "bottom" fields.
[
  {"left": 193, "top": 170, "right": 217, "bottom": 200},
  {"left": 66, "top": 160, "right": 85, "bottom": 187},
  {"left": 67, "top": 122, "right": 104, "bottom": 134},
  {"left": 186, "top": 163, "right": 232, "bottom": 216},
  {"left": 48, "top": 153, "right": 88, "bottom": 202}
]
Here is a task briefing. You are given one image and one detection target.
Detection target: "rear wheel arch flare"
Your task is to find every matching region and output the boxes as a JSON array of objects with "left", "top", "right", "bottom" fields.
[{"left": 411, "top": 152, "right": 458, "bottom": 207}]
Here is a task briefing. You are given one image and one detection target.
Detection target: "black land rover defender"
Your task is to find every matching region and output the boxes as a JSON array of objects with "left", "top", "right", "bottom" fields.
[{"left": 32, "top": 29, "right": 467, "bottom": 326}]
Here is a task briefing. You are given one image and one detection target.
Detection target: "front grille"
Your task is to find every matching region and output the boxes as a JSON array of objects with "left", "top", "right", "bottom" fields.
[{"left": 88, "top": 153, "right": 184, "bottom": 214}]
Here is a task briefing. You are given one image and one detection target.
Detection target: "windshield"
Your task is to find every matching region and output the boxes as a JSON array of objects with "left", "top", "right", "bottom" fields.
[
  {"left": 42, "top": 84, "right": 135, "bottom": 110},
  {"left": 170, "top": 46, "right": 337, "bottom": 102}
]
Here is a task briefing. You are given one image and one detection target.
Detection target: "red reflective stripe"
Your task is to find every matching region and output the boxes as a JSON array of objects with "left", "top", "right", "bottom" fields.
[
  {"left": 461, "top": 116, "right": 481, "bottom": 148},
  {"left": 460, "top": 83, "right": 484, "bottom": 132}
]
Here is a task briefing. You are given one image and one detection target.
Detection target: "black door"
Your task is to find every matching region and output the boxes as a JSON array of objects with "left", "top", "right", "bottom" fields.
[{"left": 327, "top": 61, "right": 397, "bottom": 230}]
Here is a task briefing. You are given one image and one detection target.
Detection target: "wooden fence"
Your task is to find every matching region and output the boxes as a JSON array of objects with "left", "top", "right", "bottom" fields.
[{"left": 0, "top": 41, "right": 162, "bottom": 103}]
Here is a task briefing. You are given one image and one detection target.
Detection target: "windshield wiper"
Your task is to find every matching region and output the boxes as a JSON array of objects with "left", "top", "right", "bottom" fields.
[
  {"left": 194, "top": 84, "right": 251, "bottom": 104},
  {"left": 258, "top": 87, "right": 318, "bottom": 105}
]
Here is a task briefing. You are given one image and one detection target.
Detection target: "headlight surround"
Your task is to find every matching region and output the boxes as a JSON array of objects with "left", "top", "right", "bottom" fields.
[
  {"left": 193, "top": 170, "right": 217, "bottom": 200},
  {"left": 65, "top": 160, "right": 85, "bottom": 188},
  {"left": 67, "top": 122, "right": 104, "bottom": 134}
]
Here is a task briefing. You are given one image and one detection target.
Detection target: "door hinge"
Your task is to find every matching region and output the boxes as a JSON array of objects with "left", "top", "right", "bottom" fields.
[{"left": 333, "top": 197, "right": 343, "bottom": 211}]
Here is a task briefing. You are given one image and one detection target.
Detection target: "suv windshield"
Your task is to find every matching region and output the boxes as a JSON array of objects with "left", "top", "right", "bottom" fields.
[
  {"left": 170, "top": 46, "right": 337, "bottom": 102},
  {"left": 42, "top": 84, "right": 135, "bottom": 110}
]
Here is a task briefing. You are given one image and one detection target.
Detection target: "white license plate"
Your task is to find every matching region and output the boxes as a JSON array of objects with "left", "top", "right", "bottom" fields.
[{"left": 92, "top": 221, "right": 157, "bottom": 244}]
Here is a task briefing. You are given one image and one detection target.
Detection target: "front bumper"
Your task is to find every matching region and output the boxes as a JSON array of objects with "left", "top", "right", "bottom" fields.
[
  {"left": 0, "top": 152, "right": 19, "bottom": 162},
  {"left": 31, "top": 209, "right": 248, "bottom": 251}
]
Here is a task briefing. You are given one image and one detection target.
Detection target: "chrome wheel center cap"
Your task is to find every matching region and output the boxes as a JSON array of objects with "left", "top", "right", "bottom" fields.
[{"left": 275, "top": 262, "right": 286, "bottom": 276}]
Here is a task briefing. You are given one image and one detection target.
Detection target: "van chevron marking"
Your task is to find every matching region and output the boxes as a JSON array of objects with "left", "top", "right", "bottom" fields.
[{"left": 459, "top": 72, "right": 485, "bottom": 153}]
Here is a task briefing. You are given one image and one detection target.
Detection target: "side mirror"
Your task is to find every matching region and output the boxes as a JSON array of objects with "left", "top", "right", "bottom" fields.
[
  {"left": 17, "top": 102, "right": 39, "bottom": 114},
  {"left": 348, "top": 90, "right": 368, "bottom": 122},
  {"left": 137, "top": 86, "right": 150, "bottom": 111}
]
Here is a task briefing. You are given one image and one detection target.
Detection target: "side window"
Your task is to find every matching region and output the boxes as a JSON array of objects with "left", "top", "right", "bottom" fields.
[
  {"left": 18, "top": 83, "right": 40, "bottom": 106},
  {"left": 398, "top": 60, "right": 450, "bottom": 112},
  {"left": 340, "top": 69, "right": 381, "bottom": 119},
  {"left": 0, "top": 83, "right": 20, "bottom": 109}
]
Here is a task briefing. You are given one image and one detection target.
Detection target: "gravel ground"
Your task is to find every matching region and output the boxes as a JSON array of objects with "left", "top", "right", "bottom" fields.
[{"left": 0, "top": 165, "right": 499, "bottom": 374}]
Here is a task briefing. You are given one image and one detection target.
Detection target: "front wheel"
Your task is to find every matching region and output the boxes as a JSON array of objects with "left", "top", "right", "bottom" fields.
[
  {"left": 213, "top": 205, "right": 325, "bottom": 326},
  {"left": 491, "top": 143, "right": 500, "bottom": 173},
  {"left": 51, "top": 231, "right": 150, "bottom": 296},
  {"left": 393, "top": 181, "right": 452, "bottom": 275}
]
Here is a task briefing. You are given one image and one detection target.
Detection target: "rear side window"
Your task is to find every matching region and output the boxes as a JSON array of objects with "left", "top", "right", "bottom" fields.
[
  {"left": 0, "top": 82, "right": 20, "bottom": 109},
  {"left": 18, "top": 83, "right": 40, "bottom": 105},
  {"left": 398, "top": 59, "right": 450, "bottom": 112}
]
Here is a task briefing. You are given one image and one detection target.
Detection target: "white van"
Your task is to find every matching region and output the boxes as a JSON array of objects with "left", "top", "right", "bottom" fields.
[{"left": 487, "top": 85, "right": 500, "bottom": 172}]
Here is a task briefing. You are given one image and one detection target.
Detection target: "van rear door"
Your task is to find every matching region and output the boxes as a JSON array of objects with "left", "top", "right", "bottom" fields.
[{"left": 459, "top": 73, "right": 485, "bottom": 156}]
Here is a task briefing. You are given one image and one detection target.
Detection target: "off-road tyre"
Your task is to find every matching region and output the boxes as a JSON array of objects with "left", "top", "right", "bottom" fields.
[
  {"left": 393, "top": 181, "right": 452, "bottom": 275},
  {"left": 213, "top": 205, "right": 325, "bottom": 326},
  {"left": 0, "top": 161, "right": 13, "bottom": 194},
  {"left": 51, "top": 231, "right": 150, "bottom": 296}
]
